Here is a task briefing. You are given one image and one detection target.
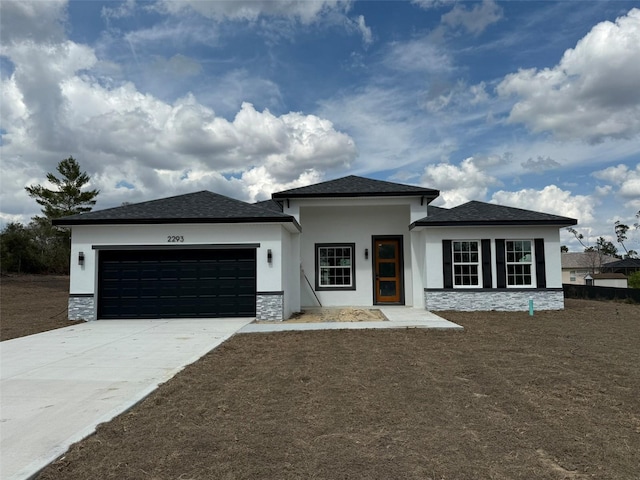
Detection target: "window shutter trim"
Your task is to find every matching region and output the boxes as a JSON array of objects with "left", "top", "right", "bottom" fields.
[
  {"left": 495, "top": 239, "right": 506, "bottom": 288},
  {"left": 442, "top": 240, "right": 453, "bottom": 288},
  {"left": 481, "top": 239, "right": 492, "bottom": 288},
  {"left": 535, "top": 238, "right": 546, "bottom": 288}
]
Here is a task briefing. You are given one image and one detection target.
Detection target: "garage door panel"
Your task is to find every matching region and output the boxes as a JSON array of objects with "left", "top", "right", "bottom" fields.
[{"left": 98, "top": 249, "right": 256, "bottom": 319}]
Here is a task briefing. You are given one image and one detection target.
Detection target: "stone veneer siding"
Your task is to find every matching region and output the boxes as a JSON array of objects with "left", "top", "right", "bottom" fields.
[
  {"left": 68, "top": 295, "right": 95, "bottom": 320},
  {"left": 256, "top": 292, "right": 284, "bottom": 321},
  {"left": 425, "top": 289, "right": 565, "bottom": 311}
]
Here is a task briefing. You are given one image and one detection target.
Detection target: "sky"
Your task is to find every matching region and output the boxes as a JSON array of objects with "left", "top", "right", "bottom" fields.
[{"left": 1, "top": 0, "right": 639, "bottom": 253}]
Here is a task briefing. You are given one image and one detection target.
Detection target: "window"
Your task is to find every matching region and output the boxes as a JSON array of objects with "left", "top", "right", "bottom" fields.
[
  {"left": 506, "top": 240, "right": 533, "bottom": 286},
  {"left": 316, "top": 244, "right": 355, "bottom": 290},
  {"left": 452, "top": 241, "right": 480, "bottom": 286}
]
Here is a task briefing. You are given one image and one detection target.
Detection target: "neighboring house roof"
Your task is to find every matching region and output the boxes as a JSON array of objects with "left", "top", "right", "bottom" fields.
[
  {"left": 411, "top": 200, "right": 577, "bottom": 228},
  {"left": 592, "top": 273, "right": 628, "bottom": 279},
  {"left": 52, "top": 191, "right": 300, "bottom": 229},
  {"left": 561, "top": 252, "right": 619, "bottom": 269},
  {"left": 272, "top": 175, "right": 439, "bottom": 201},
  {"left": 603, "top": 258, "right": 640, "bottom": 268}
]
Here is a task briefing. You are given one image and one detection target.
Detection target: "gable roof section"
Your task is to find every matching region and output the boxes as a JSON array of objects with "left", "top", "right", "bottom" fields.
[
  {"left": 52, "top": 191, "right": 300, "bottom": 230},
  {"left": 411, "top": 200, "right": 577, "bottom": 228},
  {"left": 272, "top": 175, "right": 439, "bottom": 201},
  {"left": 253, "top": 199, "right": 283, "bottom": 213}
]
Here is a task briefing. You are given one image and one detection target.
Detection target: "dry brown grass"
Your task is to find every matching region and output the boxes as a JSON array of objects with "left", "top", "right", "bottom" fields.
[{"left": 0, "top": 275, "right": 82, "bottom": 341}]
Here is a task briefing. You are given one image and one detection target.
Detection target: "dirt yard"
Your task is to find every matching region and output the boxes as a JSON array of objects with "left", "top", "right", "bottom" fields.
[
  {"left": 2, "top": 276, "right": 639, "bottom": 479},
  {"left": 0, "top": 275, "right": 83, "bottom": 341}
]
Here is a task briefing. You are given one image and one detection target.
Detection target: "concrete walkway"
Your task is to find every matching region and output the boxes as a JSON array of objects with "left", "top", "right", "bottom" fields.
[
  {"left": 0, "top": 318, "right": 253, "bottom": 480},
  {"left": 239, "top": 307, "right": 462, "bottom": 333}
]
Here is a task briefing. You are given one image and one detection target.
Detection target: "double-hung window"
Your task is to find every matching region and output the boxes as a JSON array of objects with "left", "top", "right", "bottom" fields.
[
  {"left": 316, "top": 244, "right": 355, "bottom": 290},
  {"left": 506, "top": 240, "right": 533, "bottom": 286},
  {"left": 452, "top": 241, "right": 480, "bottom": 287}
]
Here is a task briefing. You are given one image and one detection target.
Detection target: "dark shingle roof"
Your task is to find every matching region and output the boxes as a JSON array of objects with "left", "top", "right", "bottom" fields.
[
  {"left": 253, "top": 199, "right": 283, "bottom": 213},
  {"left": 602, "top": 258, "right": 640, "bottom": 269},
  {"left": 272, "top": 175, "right": 439, "bottom": 200},
  {"left": 52, "top": 191, "right": 299, "bottom": 228},
  {"left": 427, "top": 205, "right": 448, "bottom": 216},
  {"left": 411, "top": 200, "right": 577, "bottom": 227}
]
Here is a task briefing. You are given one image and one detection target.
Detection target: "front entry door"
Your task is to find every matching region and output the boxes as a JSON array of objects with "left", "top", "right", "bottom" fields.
[{"left": 374, "top": 237, "right": 402, "bottom": 303}]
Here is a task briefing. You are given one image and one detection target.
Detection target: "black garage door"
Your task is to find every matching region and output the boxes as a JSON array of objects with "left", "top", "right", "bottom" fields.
[{"left": 98, "top": 249, "right": 256, "bottom": 319}]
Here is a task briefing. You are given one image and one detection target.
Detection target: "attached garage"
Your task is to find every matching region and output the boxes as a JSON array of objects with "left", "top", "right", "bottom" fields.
[
  {"left": 53, "top": 190, "right": 302, "bottom": 321},
  {"left": 97, "top": 248, "right": 256, "bottom": 319}
]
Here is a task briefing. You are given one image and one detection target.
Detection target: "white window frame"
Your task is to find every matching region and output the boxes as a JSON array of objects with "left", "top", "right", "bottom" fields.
[
  {"left": 505, "top": 240, "right": 535, "bottom": 287},
  {"left": 452, "top": 240, "right": 481, "bottom": 288},
  {"left": 315, "top": 243, "right": 356, "bottom": 290}
]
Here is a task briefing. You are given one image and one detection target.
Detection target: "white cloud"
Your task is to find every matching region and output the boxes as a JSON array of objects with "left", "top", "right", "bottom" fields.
[
  {"left": 411, "top": 0, "right": 455, "bottom": 9},
  {"left": 441, "top": 0, "right": 503, "bottom": 35},
  {"left": 158, "top": 0, "right": 349, "bottom": 24},
  {"left": 593, "top": 163, "right": 640, "bottom": 205},
  {"left": 383, "top": 37, "right": 453, "bottom": 74},
  {"left": 101, "top": 0, "right": 136, "bottom": 21},
  {"left": 150, "top": 54, "right": 202, "bottom": 78},
  {"left": 592, "top": 163, "right": 632, "bottom": 184},
  {"left": 0, "top": 31, "right": 357, "bottom": 224},
  {"left": 2, "top": 40, "right": 97, "bottom": 150},
  {"left": 352, "top": 14, "right": 373, "bottom": 47},
  {"left": 497, "top": 8, "right": 640, "bottom": 143},
  {"left": 421, "top": 157, "right": 501, "bottom": 207},
  {"left": 490, "top": 185, "right": 595, "bottom": 224},
  {"left": 0, "top": 0, "right": 67, "bottom": 45},
  {"left": 521, "top": 156, "right": 561, "bottom": 173}
]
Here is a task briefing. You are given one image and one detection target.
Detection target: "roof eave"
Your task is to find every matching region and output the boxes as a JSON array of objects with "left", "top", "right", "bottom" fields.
[
  {"left": 52, "top": 216, "right": 301, "bottom": 231},
  {"left": 409, "top": 219, "right": 578, "bottom": 229},
  {"left": 272, "top": 191, "right": 440, "bottom": 201}
]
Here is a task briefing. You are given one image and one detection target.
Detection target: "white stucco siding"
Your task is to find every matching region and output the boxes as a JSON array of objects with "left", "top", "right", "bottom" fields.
[
  {"left": 280, "top": 226, "right": 301, "bottom": 317},
  {"left": 298, "top": 204, "right": 413, "bottom": 307},
  {"left": 68, "top": 223, "right": 288, "bottom": 296},
  {"left": 423, "top": 226, "right": 564, "bottom": 289},
  {"left": 410, "top": 229, "right": 427, "bottom": 309}
]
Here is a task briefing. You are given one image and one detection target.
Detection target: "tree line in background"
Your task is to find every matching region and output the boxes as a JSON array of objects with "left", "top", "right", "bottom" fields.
[{"left": 0, "top": 157, "right": 99, "bottom": 274}]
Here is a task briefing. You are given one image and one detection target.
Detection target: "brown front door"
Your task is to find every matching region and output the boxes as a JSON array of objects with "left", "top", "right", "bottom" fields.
[{"left": 374, "top": 238, "right": 402, "bottom": 303}]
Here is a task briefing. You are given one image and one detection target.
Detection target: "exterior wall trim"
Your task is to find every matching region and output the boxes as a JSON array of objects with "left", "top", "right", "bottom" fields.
[
  {"left": 425, "top": 288, "right": 563, "bottom": 292},
  {"left": 92, "top": 243, "right": 260, "bottom": 250}
]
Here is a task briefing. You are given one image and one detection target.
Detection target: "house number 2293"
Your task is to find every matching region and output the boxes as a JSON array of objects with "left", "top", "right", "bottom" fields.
[{"left": 167, "top": 235, "right": 184, "bottom": 243}]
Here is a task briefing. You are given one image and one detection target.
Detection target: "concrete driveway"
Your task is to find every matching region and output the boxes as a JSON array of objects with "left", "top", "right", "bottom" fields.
[{"left": 0, "top": 318, "right": 253, "bottom": 480}]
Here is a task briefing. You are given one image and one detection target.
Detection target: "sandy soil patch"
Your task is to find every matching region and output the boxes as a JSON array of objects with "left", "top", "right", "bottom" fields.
[{"left": 258, "top": 307, "right": 387, "bottom": 323}]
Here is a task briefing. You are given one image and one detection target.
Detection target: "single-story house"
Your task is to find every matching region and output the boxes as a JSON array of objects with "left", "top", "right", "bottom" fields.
[
  {"left": 53, "top": 175, "right": 577, "bottom": 321},
  {"left": 584, "top": 273, "right": 628, "bottom": 288},
  {"left": 561, "top": 252, "right": 619, "bottom": 285},
  {"left": 601, "top": 258, "right": 640, "bottom": 276}
]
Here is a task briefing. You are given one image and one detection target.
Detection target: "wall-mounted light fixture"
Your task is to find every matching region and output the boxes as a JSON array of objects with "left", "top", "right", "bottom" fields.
[
  {"left": 267, "top": 249, "right": 273, "bottom": 264},
  {"left": 78, "top": 251, "right": 85, "bottom": 266},
  {"left": 364, "top": 248, "right": 369, "bottom": 260}
]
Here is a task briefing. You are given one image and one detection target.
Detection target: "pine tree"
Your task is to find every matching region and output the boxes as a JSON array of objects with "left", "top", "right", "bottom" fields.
[
  {"left": 25, "top": 157, "right": 99, "bottom": 219},
  {"left": 23, "top": 157, "right": 99, "bottom": 273}
]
